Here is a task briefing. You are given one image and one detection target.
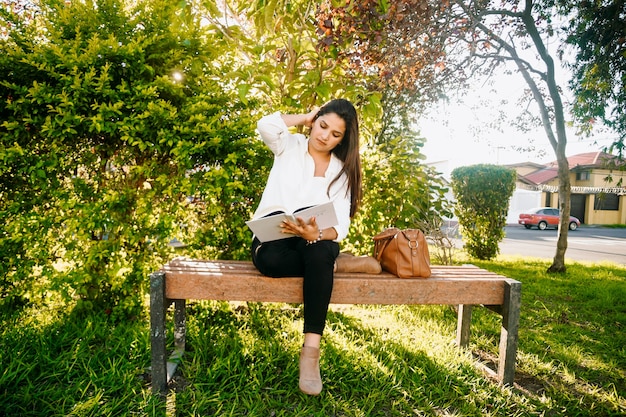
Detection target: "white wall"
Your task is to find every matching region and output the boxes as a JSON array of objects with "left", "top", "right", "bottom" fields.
[{"left": 507, "top": 189, "right": 542, "bottom": 224}]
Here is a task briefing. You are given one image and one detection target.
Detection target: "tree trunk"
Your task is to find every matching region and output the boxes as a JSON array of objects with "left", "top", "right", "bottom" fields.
[
  {"left": 549, "top": 147, "right": 571, "bottom": 273},
  {"left": 518, "top": 3, "right": 572, "bottom": 272}
]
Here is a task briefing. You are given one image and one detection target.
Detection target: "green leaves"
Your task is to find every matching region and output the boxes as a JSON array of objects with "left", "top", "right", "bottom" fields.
[
  {"left": 451, "top": 164, "right": 516, "bottom": 260},
  {"left": 564, "top": 0, "right": 626, "bottom": 158},
  {"left": 0, "top": 0, "right": 262, "bottom": 316}
]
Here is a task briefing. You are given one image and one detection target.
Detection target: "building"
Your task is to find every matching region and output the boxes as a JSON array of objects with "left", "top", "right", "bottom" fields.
[{"left": 508, "top": 152, "right": 626, "bottom": 225}]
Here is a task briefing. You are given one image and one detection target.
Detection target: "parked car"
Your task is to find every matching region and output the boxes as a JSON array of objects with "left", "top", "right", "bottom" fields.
[{"left": 518, "top": 207, "right": 580, "bottom": 231}]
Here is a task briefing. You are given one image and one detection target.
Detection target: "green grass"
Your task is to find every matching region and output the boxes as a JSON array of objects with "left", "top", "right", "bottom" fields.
[
  {"left": 599, "top": 224, "right": 626, "bottom": 229},
  {"left": 1, "top": 258, "right": 625, "bottom": 416}
]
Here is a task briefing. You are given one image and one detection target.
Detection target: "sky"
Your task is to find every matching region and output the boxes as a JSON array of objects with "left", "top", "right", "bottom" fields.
[{"left": 417, "top": 72, "right": 617, "bottom": 178}]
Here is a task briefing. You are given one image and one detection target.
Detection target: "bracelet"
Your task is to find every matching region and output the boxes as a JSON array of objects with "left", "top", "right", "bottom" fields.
[{"left": 306, "top": 228, "right": 324, "bottom": 245}]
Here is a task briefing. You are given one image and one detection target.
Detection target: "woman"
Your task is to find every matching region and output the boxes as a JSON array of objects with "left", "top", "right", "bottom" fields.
[{"left": 251, "top": 99, "right": 377, "bottom": 395}]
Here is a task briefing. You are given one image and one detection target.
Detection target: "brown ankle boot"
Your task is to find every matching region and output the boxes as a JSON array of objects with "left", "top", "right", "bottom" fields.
[
  {"left": 335, "top": 253, "right": 382, "bottom": 274},
  {"left": 299, "top": 346, "right": 322, "bottom": 395}
]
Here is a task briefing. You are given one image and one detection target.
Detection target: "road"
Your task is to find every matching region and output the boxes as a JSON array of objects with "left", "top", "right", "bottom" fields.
[
  {"left": 449, "top": 226, "right": 626, "bottom": 265},
  {"left": 502, "top": 226, "right": 626, "bottom": 265}
]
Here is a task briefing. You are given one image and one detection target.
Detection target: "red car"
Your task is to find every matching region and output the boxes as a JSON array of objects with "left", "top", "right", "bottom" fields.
[{"left": 518, "top": 207, "right": 581, "bottom": 231}]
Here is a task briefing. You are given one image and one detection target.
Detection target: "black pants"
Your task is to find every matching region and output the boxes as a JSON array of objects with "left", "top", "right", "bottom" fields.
[{"left": 251, "top": 236, "right": 339, "bottom": 335}]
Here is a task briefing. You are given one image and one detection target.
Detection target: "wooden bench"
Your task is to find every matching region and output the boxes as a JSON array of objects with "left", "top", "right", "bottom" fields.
[{"left": 150, "top": 259, "right": 521, "bottom": 394}]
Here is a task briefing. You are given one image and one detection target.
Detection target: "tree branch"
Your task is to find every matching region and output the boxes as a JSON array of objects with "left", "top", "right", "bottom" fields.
[
  {"left": 453, "top": 0, "right": 560, "bottom": 151},
  {"left": 519, "top": 0, "right": 568, "bottom": 152}
]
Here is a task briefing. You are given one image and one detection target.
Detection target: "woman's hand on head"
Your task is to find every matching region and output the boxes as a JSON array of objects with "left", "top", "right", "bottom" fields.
[{"left": 303, "top": 107, "right": 320, "bottom": 128}]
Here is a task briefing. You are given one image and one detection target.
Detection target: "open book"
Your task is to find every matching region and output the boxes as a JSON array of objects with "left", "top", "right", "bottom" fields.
[{"left": 246, "top": 201, "right": 338, "bottom": 242}]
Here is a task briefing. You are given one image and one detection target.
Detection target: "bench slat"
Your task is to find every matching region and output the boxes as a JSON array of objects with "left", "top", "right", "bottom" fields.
[
  {"left": 166, "top": 259, "right": 491, "bottom": 271},
  {"left": 165, "top": 274, "right": 506, "bottom": 305},
  {"left": 163, "top": 266, "right": 505, "bottom": 277},
  {"left": 163, "top": 259, "right": 509, "bottom": 279}
]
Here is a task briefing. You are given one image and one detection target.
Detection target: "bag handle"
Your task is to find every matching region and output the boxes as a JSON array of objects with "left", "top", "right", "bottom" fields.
[
  {"left": 374, "top": 237, "right": 392, "bottom": 261},
  {"left": 373, "top": 227, "right": 400, "bottom": 242},
  {"left": 373, "top": 228, "right": 399, "bottom": 261}
]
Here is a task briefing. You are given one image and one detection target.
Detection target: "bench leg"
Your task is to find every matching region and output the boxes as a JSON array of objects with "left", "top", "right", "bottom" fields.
[
  {"left": 497, "top": 280, "right": 522, "bottom": 386},
  {"left": 167, "top": 299, "right": 186, "bottom": 381},
  {"left": 456, "top": 304, "right": 473, "bottom": 348},
  {"left": 150, "top": 271, "right": 168, "bottom": 395},
  {"left": 174, "top": 299, "right": 186, "bottom": 352}
]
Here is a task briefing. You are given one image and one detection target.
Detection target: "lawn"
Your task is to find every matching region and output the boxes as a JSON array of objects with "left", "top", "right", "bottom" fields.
[{"left": 1, "top": 257, "right": 624, "bottom": 416}]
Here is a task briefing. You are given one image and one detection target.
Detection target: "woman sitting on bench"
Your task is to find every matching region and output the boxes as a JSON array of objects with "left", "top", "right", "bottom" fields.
[{"left": 251, "top": 99, "right": 378, "bottom": 395}]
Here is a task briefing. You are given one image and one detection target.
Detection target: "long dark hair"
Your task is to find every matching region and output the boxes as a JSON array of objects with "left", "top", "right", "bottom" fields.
[{"left": 315, "top": 99, "right": 362, "bottom": 218}]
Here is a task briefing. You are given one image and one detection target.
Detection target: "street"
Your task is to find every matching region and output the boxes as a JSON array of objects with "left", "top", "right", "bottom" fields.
[
  {"left": 448, "top": 226, "right": 626, "bottom": 265},
  {"left": 500, "top": 226, "right": 626, "bottom": 265}
]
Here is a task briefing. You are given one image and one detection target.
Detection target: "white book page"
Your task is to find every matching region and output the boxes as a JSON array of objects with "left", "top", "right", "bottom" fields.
[{"left": 246, "top": 201, "right": 338, "bottom": 242}]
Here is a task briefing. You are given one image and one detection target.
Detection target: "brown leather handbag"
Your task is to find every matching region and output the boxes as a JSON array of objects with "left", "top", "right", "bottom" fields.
[{"left": 373, "top": 228, "right": 431, "bottom": 278}]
